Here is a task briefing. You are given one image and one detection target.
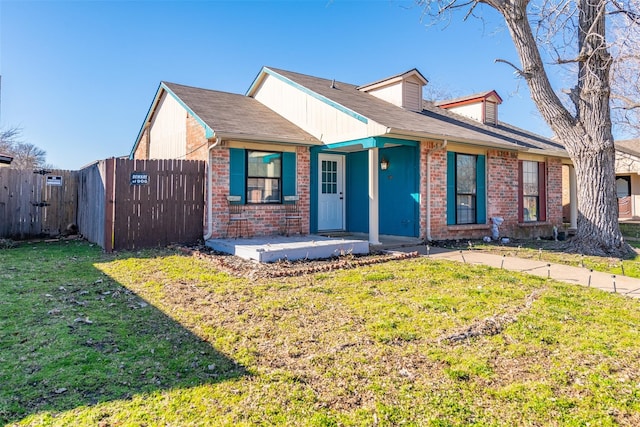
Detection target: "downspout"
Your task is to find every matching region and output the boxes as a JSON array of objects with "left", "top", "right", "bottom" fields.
[
  {"left": 426, "top": 139, "right": 447, "bottom": 242},
  {"left": 203, "top": 135, "right": 222, "bottom": 240}
]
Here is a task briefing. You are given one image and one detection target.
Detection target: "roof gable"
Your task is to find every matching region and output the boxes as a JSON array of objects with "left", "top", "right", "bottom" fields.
[
  {"left": 131, "top": 81, "right": 321, "bottom": 157},
  {"left": 356, "top": 68, "right": 428, "bottom": 92},
  {"left": 253, "top": 67, "right": 564, "bottom": 154},
  {"left": 435, "top": 90, "right": 503, "bottom": 108}
]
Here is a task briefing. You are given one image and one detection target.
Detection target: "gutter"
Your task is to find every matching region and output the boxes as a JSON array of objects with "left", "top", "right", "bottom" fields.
[
  {"left": 212, "top": 131, "right": 321, "bottom": 147},
  {"left": 203, "top": 134, "right": 222, "bottom": 241}
]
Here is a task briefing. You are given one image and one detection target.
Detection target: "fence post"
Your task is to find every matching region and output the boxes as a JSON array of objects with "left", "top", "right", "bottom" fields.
[{"left": 104, "top": 158, "right": 116, "bottom": 252}]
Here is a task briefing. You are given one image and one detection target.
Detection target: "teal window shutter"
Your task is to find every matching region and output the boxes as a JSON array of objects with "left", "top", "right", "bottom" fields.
[
  {"left": 229, "top": 148, "right": 246, "bottom": 203},
  {"left": 282, "top": 151, "right": 296, "bottom": 197},
  {"left": 446, "top": 151, "right": 456, "bottom": 225},
  {"left": 476, "top": 154, "right": 486, "bottom": 224}
]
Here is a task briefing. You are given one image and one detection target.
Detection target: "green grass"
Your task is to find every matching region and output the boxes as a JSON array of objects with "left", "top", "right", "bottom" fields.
[{"left": 2, "top": 241, "right": 640, "bottom": 426}]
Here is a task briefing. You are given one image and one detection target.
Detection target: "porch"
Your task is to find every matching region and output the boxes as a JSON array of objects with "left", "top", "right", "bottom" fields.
[{"left": 205, "top": 233, "right": 422, "bottom": 263}]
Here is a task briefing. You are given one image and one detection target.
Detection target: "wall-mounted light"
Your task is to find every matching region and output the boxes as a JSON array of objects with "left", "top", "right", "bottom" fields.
[{"left": 380, "top": 157, "right": 389, "bottom": 170}]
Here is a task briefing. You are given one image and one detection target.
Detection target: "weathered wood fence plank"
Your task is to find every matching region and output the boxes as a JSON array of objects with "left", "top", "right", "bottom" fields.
[
  {"left": 1, "top": 159, "right": 204, "bottom": 251},
  {"left": 0, "top": 169, "right": 77, "bottom": 238}
]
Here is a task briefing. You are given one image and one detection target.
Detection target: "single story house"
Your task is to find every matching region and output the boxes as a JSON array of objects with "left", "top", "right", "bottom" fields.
[
  {"left": 615, "top": 139, "right": 640, "bottom": 218},
  {"left": 131, "top": 66, "right": 574, "bottom": 243},
  {"left": 0, "top": 153, "right": 13, "bottom": 167}
]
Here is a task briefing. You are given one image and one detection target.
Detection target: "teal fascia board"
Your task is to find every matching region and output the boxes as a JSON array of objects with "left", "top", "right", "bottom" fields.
[
  {"left": 314, "top": 136, "right": 418, "bottom": 152},
  {"left": 161, "top": 83, "right": 215, "bottom": 139},
  {"left": 249, "top": 68, "right": 368, "bottom": 124},
  {"left": 130, "top": 82, "right": 215, "bottom": 159}
]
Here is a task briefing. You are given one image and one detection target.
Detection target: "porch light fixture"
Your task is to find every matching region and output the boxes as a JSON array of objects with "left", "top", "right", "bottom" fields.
[{"left": 380, "top": 157, "right": 389, "bottom": 170}]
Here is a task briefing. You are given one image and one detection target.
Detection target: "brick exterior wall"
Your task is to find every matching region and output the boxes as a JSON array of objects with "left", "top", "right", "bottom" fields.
[
  {"left": 423, "top": 145, "right": 564, "bottom": 242},
  {"left": 207, "top": 145, "right": 311, "bottom": 238},
  {"left": 133, "top": 127, "right": 150, "bottom": 160},
  {"left": 487, "top": 150, "right": 519, "bottom": 237},
  {"left": 186, "top": 114, "right": 209, "bottom": 161}
]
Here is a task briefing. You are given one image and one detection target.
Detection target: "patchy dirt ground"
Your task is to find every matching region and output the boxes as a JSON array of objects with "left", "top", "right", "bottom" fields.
[{"left": 173, "top": 244, "right": 420, "bottom": 280}]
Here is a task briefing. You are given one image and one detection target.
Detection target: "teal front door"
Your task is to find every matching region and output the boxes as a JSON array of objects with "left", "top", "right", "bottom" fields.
[{"left": 379, "top": 146, "right": 419, "bottom": 236}]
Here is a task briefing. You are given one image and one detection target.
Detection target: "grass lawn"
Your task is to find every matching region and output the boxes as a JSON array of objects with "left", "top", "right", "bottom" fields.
[{"left": 2, "top": 241, "right": 640, "bottom": 426}]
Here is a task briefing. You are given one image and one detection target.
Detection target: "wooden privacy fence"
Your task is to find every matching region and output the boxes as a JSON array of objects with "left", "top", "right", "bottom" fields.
[
  {"left": 1, "top": 158, "right": 205, "bottom": 251},
  {"left": 78, "top": 158, "right": 205, "bottom": 252},
  {"left": 0, "top": 168, "right": 78, "bottom": 239}
]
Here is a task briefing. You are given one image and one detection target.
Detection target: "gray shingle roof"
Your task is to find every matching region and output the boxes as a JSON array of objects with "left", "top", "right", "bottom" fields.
[
  {"left": 264, "top": 67, "right": 565, "bottom": 153},
  {"left": 162, "top": 81, "right": 320, "bottom": 145}
]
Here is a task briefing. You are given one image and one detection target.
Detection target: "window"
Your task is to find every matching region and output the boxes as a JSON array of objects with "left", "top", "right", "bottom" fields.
[
  {"left": 447, "top": 152, "right": 486, "bottom": 225},
  {"left": 246, "top": 151, "right": 281, "bottom": 204},
  {"left": 229, "top": 148, "right": 296, "bottom": 204},
  {"left": 518, "top": 160, "right": 546, "bottom": 222},
  {"left": 456, "top": 154, "right": 477, "bottom": 224}
]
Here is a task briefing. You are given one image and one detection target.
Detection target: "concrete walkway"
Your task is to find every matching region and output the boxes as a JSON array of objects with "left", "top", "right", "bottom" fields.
[{"left": 393, "top": 245, "right": 640, "bottom": 299}]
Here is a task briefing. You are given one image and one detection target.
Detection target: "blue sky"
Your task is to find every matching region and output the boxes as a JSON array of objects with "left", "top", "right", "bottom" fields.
[{"left": 0, "top": 0, "right": 552, "bottom": 170}]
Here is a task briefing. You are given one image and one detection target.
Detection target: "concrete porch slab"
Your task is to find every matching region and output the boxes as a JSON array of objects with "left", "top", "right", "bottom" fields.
[{"left": 205, "top": 234, "right": 370, "bottom": 263}]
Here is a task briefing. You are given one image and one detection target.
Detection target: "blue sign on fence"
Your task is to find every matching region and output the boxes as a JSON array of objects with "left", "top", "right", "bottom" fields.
[{"left": 130, "top": 172, "right": 149, "bottom": 185}]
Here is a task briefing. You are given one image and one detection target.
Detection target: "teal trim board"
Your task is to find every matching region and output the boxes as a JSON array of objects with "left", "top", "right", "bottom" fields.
[
  {"left": 322, "top": 136, "right": 418, "bottom": 152},
  {"left": 161, "top": 83, "right": 215, "bottom": 139},
  {"left": 132, "top": 82, "right": 215, "bottom": 159}
]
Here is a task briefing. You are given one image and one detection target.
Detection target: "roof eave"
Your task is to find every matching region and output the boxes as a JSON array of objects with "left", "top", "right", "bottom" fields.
[
  {"left": 215, "top": 132, "right": 322, "bottom": 147},
  {"left": 385, "top": 127, "right": 569, "bottom": 156}
]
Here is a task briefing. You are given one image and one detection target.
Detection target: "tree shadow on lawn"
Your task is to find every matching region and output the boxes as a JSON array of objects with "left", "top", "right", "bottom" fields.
[{"left": 0, "top": 244, "right": 247, "bottom": 425}]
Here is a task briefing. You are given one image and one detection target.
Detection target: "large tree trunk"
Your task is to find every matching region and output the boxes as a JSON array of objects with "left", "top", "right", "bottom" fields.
[
  {"left": 483, "top": 0, "right": 634, "bottom": 257},
  {"left": 571, "top": 142, "right": 627, "bottom": 256}
]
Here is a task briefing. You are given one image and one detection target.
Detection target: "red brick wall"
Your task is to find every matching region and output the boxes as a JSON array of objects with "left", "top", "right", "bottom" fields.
[
  {"left": 424, "top": 147, "right": 564, "bottom": 241},
  {"left": 186, "top": 115, "right": 209, "bottom": 161},
  {"left": 547, "top": 158, "right": 564, "bottom": 226},
  {"left": 133, "top": 127, "right": 150, "bottom": 160},
  {"left": 487, "top": 150, "right": 519, "bottom": 237},
  {"left": 207, "top": 145, "right": 311, "bottom": 238}
]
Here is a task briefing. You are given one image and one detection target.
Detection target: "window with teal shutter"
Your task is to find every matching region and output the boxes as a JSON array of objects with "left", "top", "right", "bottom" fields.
[
  {"left": 229, "top": 148, "right": 246, "bottom": 203},
  {"left": 229, "top": 148, "right": 296, "bottom": 204},
  {"left": 446, "top": 152, "right": 486, "bottom": 225}
]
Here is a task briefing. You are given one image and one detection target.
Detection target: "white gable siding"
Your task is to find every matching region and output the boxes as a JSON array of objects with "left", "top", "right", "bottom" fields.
[
  {"left": 149, "top": 93, "right": 187, "bottom": 159},
  {"left": 403, "top": 81, "right": 422, "bottom": 112},
  {"left": 447, "top": 103, "right": 483, "bottom": 122},
  {"left": 366, "top": 84, "right": 403, "bottom": 107},
  {"left": 253, "top": 74, "right": 383, "bottom": 143}
]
